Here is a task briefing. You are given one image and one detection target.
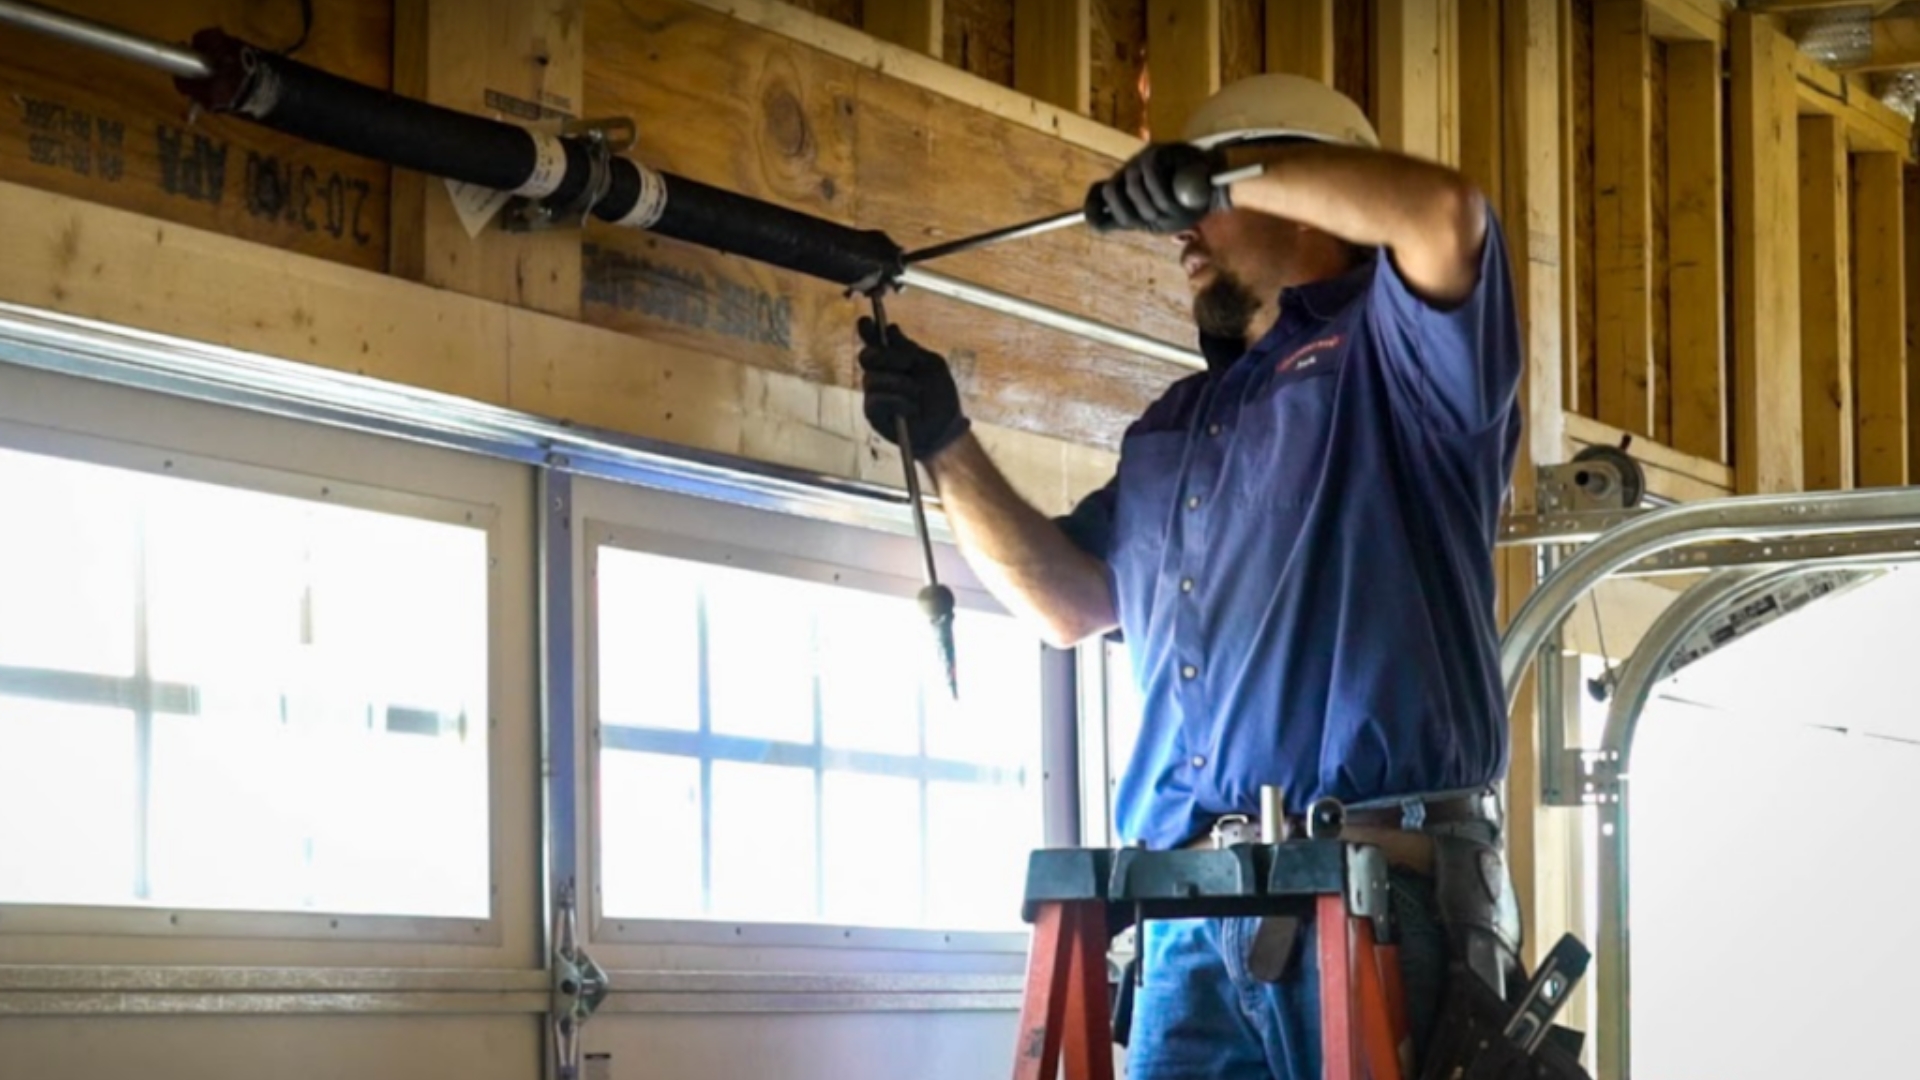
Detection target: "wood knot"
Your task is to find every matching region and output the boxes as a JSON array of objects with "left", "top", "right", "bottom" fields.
[{"left": 763, "top": 87, "right": 811, "bottom": 160}]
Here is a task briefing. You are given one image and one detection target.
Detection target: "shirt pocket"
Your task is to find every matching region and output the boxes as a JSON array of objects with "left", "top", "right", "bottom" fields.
[
  {"left": 1232, "top": 366, "right": 1341, "bottom": 512},
  {"left": 1113, "top": 430, "right": 1188, "bottom": 548},
  {"left": 1110, "top": 430, "right": 1188, "bottom": 615}
]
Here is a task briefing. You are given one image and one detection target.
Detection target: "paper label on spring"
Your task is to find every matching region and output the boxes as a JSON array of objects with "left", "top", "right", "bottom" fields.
[
  {"left": 444, "top": 179, "right": 513, "bottom": 239},
  {"left": 513, "top": 132, "right": 568, "bottom": 198},
  {"left": 615, "top": 163, "right": 668, "bottom": 229}
]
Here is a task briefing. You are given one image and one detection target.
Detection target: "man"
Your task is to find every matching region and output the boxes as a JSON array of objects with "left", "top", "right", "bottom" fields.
[{"left": 858, "top": 75, "right": 1522, "bottom": 1078}]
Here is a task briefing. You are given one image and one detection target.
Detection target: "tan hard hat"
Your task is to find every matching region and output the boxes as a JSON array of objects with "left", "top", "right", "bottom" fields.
[{"left": 1180, "top": 74, "right": 1380, "bottom": 151}]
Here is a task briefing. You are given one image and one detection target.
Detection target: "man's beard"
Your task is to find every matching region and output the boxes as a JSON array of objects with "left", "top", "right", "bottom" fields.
[{"left": 1193, "top": 269, "right": 1261, "bottom": 341}]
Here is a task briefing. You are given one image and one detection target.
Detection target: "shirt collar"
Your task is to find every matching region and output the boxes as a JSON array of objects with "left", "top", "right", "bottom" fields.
[{"left": 1193, "top": 251, "right": 1378, "bottom": 374}]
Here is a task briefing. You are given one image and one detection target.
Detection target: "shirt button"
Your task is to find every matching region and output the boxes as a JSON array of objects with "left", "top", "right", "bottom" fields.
[
  {"left": 1191, "top": 755, "right": 1207, "bottom": 769},
  {"left": 1180, "top": 578, "right": 1195, "bottom": 593},
  {"left": 1186, "top": 495, "right": 1202, "bottom": 510},
  {"left": 1207, "top": 423, "right": 1222, "bottom": 437},
  {"left": 1181, "top": 664, "right": 1198, "bottom": 680}
]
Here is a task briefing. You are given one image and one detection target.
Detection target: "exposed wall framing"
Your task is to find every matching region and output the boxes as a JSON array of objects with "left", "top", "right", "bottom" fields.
[
  {"left": 946, "top": 0, "right": 1017, "bottom": 86},
  {"left": 1090, "top": 0, "right": 1147, "bottom": 136},
  {"left": 583, "top": 0, "right": 1185, "bottom": 451}
]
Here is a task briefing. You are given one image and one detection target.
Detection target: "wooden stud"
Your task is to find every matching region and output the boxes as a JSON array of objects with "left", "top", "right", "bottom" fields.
[
  {"left": 1372, "top": 0, "right": 1456, "bottom": 164},
  {"left": 865, "top": 0, "right": 944, "bottom": 58},
  {"left": 1665, "top": 41, "right": 1727, "bottom": 463},
  {"left": 1852, "top": 152, "right": 1909, "bottom": 487},
  {"left": 677, "top": 0, "right": 1141, "bottom": 159},
  {"left": 1907, "top": 167, "right": 1920, "bottom": 479},
  {"left": 1593, "top": 0, "right": 1657, "bottom": 438},
  {"left": 1730, "top": 13, "right": 1804, "bottom": 494},
  {"left": 1499, "top": 0, "right": 1569, "bottom": 975},
  {"left": 1014, "top": 0, "right": 1091, "bottom": 113},
  {"left": 1563, "top": 0, "right": 1584, "bottom": 416},
  {"left": 1264, "top": 0, "right": 1334, "bottom": 84},
  {"left": 1457, "top": 0, "right": 1503, "bottom": 207},
  {"left": 390, "top": 0, "right": 583, "bottom": 317},
  {"left": 1798, "top": 114, "right": 1852, "bottom": 491},
  {"left": 1147, "top": 0, "right": 1222, "bottom": 138}
]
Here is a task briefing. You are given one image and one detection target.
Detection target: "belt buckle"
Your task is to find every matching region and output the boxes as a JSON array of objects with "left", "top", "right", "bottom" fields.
[{"left": 1208, "top": 814, "right": 1258, "bottom": 849}]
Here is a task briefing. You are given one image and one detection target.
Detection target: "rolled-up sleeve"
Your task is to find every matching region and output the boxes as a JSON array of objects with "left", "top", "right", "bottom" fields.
[
  {"left": 1055, "top": 477, "right": 1117, "bottom": 560},
  {"left": 1368, "top": 212, "right": 1523, "bottom": 432}
]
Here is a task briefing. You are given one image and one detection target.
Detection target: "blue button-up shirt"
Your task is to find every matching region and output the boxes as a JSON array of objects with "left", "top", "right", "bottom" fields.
[{"left": 1061, "top": 218, "right": 1523, "bottom": 850}]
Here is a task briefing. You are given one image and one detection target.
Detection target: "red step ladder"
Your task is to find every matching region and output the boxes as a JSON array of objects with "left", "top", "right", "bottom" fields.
[{"left": 1012, "top": 843, "right": 1409, "bottom": 1080}]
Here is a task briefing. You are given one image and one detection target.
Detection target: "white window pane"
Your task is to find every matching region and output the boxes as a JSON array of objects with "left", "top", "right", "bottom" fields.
[
  {"left": 704, "top": 570, "right": 815, "bottom": 744},
  {"left": 926, "top": 780, "right": 1037, "bottom": 932},
  {"left": 0, "top": 444, "right": 492, "bottom": 920},
  {"left": 146, "top": 710, "right": 312, "bottom": 909},
  {"left": 592, "top": 545, "right": 1049, "bottom": 935},
  {"left": 817, "top": 590, "right": 921, "bottom": 756},
  {"left": 596, "top": 549, "right": 701, "bottom": 732},
  {"left": 303, "top": 722, "right": 489, "bottom": 917},
  {"left": 144, "top": 484, "right": 305, "bottom": 684},
  {"left": 147, "top": 708, "right": 488, "bottom": 918},
  {"left": 0, "top": 697, "right": 136, "bottom": 904},
  {"left": 926, "top": 612, "right": 1042, "bottom": 767},
  {"left": 148, "top": 487, "right": 488, "bottom": 714},
  {"left": 0, "top": 449, "right": 137, "bottom": 677},
  {"left": 599, "top": 751, "right": 704, "bottom": 920},
  {"left": 709, "top": 761, "right": 815, "bottom": 922},
  {"left": 821, "top": 772, "right": 921, "bottom": 926}
]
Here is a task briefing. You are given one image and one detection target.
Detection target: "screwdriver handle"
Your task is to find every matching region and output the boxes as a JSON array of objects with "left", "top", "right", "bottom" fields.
[{"left": 1083, "top": 161, "right": 1266, "bottom": 233}]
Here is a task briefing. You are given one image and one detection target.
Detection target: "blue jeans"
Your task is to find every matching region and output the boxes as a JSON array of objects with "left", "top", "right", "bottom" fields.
[{"left": 1127, "top": 871, "right": 1448, "bottom": 1080}]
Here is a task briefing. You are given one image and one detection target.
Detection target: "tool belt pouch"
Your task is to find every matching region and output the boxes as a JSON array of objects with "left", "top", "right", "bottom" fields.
[
  {"left": 1431, "top": 833, "right": 1524, "bottom": 994},
  {"left": 1417, "top": 961, "right": 1590, "bottom": 1080}
]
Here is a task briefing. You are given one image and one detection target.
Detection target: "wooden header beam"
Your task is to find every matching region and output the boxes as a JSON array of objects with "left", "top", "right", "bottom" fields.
[
  {"left": 1645, "top": 0, "right": 1725, "bottom": 44},
  {"left": 1751, "top": 0, "right": 1902, "bottom": 13},
  {"left": 1838, "top": 17, "right": 1920, "bottom": 73},
  {"left": 1790, "top": 54, "right": 1912, "bottom": 161}
]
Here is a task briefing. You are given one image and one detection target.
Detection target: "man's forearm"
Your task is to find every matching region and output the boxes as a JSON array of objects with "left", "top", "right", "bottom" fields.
[
  {"left": 925, "top": 433, "right": 1117, "bottom": 648},
  {"left": 1224, "top": 142, "right": 1488, "bottom": 304}
]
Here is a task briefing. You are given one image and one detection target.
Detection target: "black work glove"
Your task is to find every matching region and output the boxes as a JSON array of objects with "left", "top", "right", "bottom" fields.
[
  {"left": 1085, "top": 142, "right": 1224, "bottom": 234},
  {"left": 857, "top": 317, "right": 971, "bottom": 460}
]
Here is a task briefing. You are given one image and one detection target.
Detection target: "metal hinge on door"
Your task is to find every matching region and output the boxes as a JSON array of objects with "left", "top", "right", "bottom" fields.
[{"left": 551, "top": 882, "right": 610, "bottom": 1080}]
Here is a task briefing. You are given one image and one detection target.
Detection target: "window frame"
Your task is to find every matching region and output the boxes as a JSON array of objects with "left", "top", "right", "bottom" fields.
[
  {"left": 573, "top": 480, "right": 1078, "bottom": 958},
  {"left": 0, "top": 413, "right": 511, "bottom": 948}
]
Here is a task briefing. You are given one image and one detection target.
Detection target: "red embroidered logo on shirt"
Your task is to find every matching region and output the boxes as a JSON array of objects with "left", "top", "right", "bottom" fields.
[{"left": 1276, "top": 335, "right": 1344, "bottom": 374}]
